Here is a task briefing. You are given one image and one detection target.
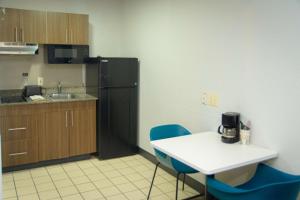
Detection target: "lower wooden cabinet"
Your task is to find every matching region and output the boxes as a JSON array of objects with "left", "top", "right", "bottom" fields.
[
  {"left": 2, "top": 139, "right": 38, "bottom": 167},
  {"left": 1, "top": 100, "right": 96, "bottom": 168},
  {"left": 69, "top": 103, "right": 96, "bottom": 157},
  {"left": 39, "top": 110, "right": 69, "bottom": 161}
]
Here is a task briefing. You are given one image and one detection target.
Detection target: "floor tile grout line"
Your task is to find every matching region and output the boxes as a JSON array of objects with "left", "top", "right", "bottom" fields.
[
  {"left": 45, "top": 165, "right": 62, "bottom": 199},
  {"left": 11, "top": 173, "right": 19, "bottom": 200},
  {"left": 75, "top": 159, "right": 108, "bottom": 199},
  {"left": 61, "top": 162, "right": 88, "bottom": 200},
  {"left": 29, "top": 169, "right": 42, "bottom": 200},
  {"left": 88, "top": 157, "right": 129, "bottom": 200}
]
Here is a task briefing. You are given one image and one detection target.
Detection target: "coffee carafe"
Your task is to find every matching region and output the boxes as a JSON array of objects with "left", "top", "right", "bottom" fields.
[{"left": 218, "top": 112, "right": 240, "bottom": 143}]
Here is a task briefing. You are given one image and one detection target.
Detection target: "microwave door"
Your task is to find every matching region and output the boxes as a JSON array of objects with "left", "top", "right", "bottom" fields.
[{"left": 47, "top": 45, "right": 89, "bottom": 64}]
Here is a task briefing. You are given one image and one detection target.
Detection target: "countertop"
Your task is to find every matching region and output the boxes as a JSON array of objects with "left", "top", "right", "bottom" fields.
[{"left": 0, "top": 94, "right": 98, "bottom": 107}]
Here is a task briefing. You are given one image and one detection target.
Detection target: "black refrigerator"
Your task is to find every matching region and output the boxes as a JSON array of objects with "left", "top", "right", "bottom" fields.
[{"left": 85, "top": 57, "right": 139, "bottom": 159}]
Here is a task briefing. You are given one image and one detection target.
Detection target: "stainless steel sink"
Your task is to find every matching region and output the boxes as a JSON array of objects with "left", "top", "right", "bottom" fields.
[{"left": 48, "top": 93, "right": 76, "bottom": 100}]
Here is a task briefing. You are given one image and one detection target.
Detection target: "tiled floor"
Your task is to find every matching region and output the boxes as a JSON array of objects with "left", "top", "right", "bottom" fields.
[{"left": 2, "top": 154, "right": 202, "bottom": 200}]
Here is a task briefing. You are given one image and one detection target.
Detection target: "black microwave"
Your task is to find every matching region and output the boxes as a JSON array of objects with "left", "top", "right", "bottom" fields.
[{"left": 47, "top": 45, "right": 89, "bottom": 64}]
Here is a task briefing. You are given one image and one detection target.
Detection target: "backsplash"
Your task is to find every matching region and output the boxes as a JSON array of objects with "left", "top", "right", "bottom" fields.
[
  {"left": 0, "top": 45, "right": 85, "bottom": 90},
  {"left": 0, "top": 86, "right": 86, "bottom": 97}
]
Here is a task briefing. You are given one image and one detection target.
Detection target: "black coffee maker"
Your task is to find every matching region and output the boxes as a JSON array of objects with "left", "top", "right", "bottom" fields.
[{"left": 218, "top": 112, "right": 240, "bottom": 143}]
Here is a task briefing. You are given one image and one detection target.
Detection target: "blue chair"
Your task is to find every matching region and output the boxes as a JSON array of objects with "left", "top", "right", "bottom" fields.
[
  {"left": 207, "top": 163, "right": 300, "bottom": 200},
  {"left": 148, "top": 124, "right": 202, "bottom": 200}
]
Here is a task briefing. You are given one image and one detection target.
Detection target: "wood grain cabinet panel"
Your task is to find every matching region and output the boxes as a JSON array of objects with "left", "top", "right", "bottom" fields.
[
  {"left": 2, "top": 139, "right": 38, "bottom": 167},
  {"left": 19, "top": 9, "right": 46, "bottom": 43},
  {"left": 69, "top": 102, "right": 96, "bottom": 156},
  {"left": 0, "top": 8, "right": 19, "bottom": 42},
  {"left": 46, "top": 12, "right": 69, "bottom": 44},
  {"left": 39, "top": 110, "right": 69, "bottom": 160},
  {"left": 68, "top": 14, "right": 89, "bottom": 45},
  {"left": 3, "top": 115, "right": 32, "bottom": 141}
]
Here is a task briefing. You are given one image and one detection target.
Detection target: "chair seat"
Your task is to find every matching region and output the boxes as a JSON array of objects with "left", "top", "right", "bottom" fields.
[{"left": 207, "top": 163, "right": 300, "bottom": 200}]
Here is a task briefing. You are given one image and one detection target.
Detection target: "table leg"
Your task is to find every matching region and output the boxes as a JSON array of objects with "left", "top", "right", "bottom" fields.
[
  {"left": 205, "top": 186, "right": 215, "bottom": 200},
  {"left": 205, "top": 175, "right": 216, "bottom": 200}
]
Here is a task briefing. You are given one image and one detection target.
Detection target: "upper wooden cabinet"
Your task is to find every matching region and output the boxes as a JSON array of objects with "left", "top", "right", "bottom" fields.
[
  {"left": 68, "top": 14, "right": 89, "bottom": 45},
  {"left": 0, "top": 8, "right": 20, "bottom": 42},
  {"left": 47, "top": 12, "right": 89, "bottom": 45},
  {"left": 0, "top": 8, "right": 46, "bottom": 43},
  {"left": 0, "top": 7, "right": 88, "bottom": 45},
  {"left": 46, "top": 12, "right": 69, "bottom": 44},
  {"left": 19, "top": 9, "right": 47, "bottom": 43}
]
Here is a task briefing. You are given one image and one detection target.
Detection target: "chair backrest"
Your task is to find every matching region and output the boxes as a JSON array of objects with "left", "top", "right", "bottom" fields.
[
  {"left": 150, "top": 124, "right": 192, "bottom": 170},
  {"left": 150, "top": 124, "right": 191, "bottom": 141}
]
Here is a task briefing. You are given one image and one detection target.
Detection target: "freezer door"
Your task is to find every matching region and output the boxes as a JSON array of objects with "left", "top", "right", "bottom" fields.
[
  {"left": 100, "top": 58, "right": 138, "bottom": 88},
  {"left": 85, "top": 61, "right": 100, "bottom": 98}
]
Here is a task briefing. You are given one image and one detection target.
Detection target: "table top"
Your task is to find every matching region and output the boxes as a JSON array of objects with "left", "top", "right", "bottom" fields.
[{"left": 150, "top": 132, "right": 278, "bottom": 175}]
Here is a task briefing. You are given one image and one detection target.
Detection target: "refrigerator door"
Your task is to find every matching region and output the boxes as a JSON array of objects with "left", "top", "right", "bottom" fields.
[
  {"left": 100, "top": 58, "right": 138, "bottom": 88},
  {"left": 98, "top": 87, "right": 138, "bottom": 159}
]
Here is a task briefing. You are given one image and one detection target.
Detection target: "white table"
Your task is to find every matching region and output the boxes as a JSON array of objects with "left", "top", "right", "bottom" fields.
[{"left": 151, "top": 132, "right": 278, "bottom": 199}]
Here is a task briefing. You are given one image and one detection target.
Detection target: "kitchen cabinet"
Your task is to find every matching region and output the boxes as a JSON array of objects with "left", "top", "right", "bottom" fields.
[
  {"left": 68, "top": 14, "right": 89, "bottom": 45},
  {"left": 46, "top": 12, "right": 69, "bottom": 44},
  {"left": 39, "top": 101, "right": 96, "bottom": 161},
  {"left": 0, "top": 8, "right": 19, "bottom": 42},
  {"left": 0, "top": 106, "right": 38, "bottom": 167},
  {"left": 0, "top": 8, "right": 46, "bottom": 43},
  {"left": 1, "top": 100, "right": 96, "bottom": 168},
  {"left": 47, "top": 12, "right": 89, "bottom": 45},
  {"left": 19, "top": 9, "right": 47, "bottom": 43},
  {"left": 39, "top": 109, "right": 69, "bottom": 161},
  {"left": 69, "top": 102, "right": 96, "bottom": 156},
  {"left": 0, "top": 7, "right": 88, "bottom": 44}
]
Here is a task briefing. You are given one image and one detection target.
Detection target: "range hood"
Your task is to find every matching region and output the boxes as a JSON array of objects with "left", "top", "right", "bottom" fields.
[{"left": 0, "top": 42, "right": 39, "bottom": 55}]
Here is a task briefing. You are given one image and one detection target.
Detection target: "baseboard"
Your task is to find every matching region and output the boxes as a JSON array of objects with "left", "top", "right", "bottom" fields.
[
  {"left": 3, "top": 154, "right": 92, "bottom": 173},
  {"left": 138, "top": 148, "right": 205, "bottom": 194}
]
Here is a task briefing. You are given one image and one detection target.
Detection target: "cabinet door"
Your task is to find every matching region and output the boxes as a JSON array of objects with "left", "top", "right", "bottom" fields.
[
  {"left": 46, "top": 12, "right": 68, "bottom": 44},
  {"left": 3, "top": 115, "right": 32, "bottom": 141},
  {"left": 69, "top": 102, "right": 96, "bottom": 156},
  {"left": 68, "top": 13, "right": 89, "bottom": 45},
  {"left": 0, "top": 8, "right": 19, "bottom": 42},
  {"left": 19, "top": 9, "right": 46, "bottom": 43},
  {"left": 2, "top": 139, "right": 38, "bottom": 167},
  {"left": 39, "top": 110, "right": 69, "bottom": 160}
]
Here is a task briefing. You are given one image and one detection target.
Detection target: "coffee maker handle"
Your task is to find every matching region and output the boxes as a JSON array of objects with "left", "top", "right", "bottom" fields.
[{"left": 218, "top": 125, "right": 223, "bottom": 134}]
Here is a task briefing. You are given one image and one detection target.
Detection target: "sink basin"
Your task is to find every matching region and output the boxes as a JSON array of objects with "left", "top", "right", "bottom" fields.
[{"left": 48, "top": 93, "right": 76, "bottom": 100}]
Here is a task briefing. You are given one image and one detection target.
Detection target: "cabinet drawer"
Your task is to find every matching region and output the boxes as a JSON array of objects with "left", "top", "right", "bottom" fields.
[
  {"left": 2, "top": 139, "right": 37, "bottom": 167},
  {"left": 3, "top": 115, "right": 32, "bottom": 141}
]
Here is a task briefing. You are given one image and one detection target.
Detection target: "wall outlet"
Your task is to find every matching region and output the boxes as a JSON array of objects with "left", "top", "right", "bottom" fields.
[
  {"left": 201, "top": 92, "right": 208, "bottom": 105},
  {"left": 202, "top": 92, "right": 219, "bottom": 107},
  {"left": 38, "top": 77, "right": 44, "bottom": 86}
]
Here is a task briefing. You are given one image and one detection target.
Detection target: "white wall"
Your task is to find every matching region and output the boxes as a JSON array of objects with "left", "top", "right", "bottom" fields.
[
  {"left": 0, "top": 0, "right": 123, "bottom": 89},
  {"left": 121, "top": 0, "right": 300, "bottom": 184}
]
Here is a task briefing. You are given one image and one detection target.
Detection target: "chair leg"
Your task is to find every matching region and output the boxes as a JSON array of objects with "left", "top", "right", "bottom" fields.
[
  {"left": 176, "top": 172, "right": 181, "bottom": 200},
  {"left": 147, "top": 162, "right": 160, "bottom": 200},
  {"left": 182, "top": 173, "right": 186, "bottom": 191}
]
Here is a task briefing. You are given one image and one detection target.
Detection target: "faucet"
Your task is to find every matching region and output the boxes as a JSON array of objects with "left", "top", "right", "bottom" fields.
[{"left": 57, "top": 81, "right": 62, "bottom": 94}]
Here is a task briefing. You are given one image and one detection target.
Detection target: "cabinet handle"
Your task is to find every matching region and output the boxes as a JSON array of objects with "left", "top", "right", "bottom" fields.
[
  {"left": 8, "top": 127, "right": 27, "bottom": 132},
  {"left": 71, "top": 111, "right": 74, "bottom": 127},
  {"left": 66, "top": 111, "right": 68, "bottom": 128},
  {"left": 9, "top": 152, "right": 27, "bottom": 157},
  {"left": 66, "top": 29, "right": 68, "bottom": 43},
  {"left": 20, "top": 28, "right": 24, "bottom": 42},
  {"left": 15, "top": 27, "right": 18, "bottom": 42}
]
